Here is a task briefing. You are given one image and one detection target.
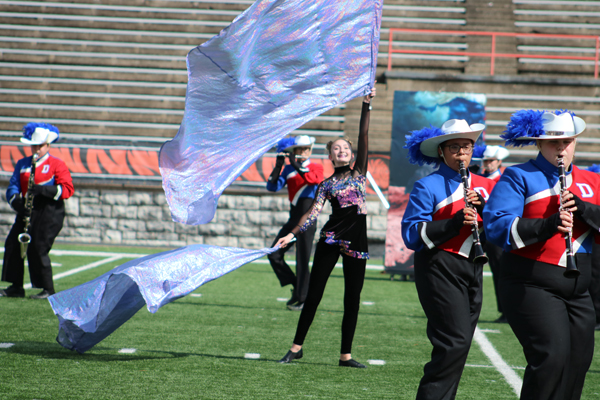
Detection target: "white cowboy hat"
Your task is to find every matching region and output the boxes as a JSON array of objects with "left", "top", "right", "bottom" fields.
[
  {"left": 284, "top": 135, "right": 316, "bottom": 151},
  {"left": 515, "top": 112, "right": 586, "bottom": 142},
  {"left": 21, "top": 127, "right": 59, "bottom": 145},
  {"left": 420, "top": 119, "right": 485, "bottom": 158},
  {"left": 483, "top": 145, "right": 510, "bottom": 161}
]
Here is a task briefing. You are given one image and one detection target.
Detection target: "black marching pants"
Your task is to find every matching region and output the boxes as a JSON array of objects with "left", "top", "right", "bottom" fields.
[
  {"left": 2, "top": 200, "right": 65, "bottom": 293},
  {"left": 589, "top": 241, "right": 600, "bottom": 324},
  {"left": 499, "top": 253, "right": 595, "bottom": 400},
  {"left": 268, "top": 198, "right": 316, "bottom": 303},
  {"left": 293, "top": 239, "right": 366, "bottom": 354},
  {"left": 414, "top": 249, "right": 483, "bottom": 400},
  {"left": 484, "top": 241, "right": 504, "bottom": 313}
]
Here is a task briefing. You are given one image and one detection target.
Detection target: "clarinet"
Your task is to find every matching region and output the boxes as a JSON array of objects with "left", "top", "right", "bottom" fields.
[
  {"left": 557, "top": 156, "right": 580, "bottom": 279},
  {"left": 459, "top": 161, "right": 488, "bottom": 264},
  {"left": 17, "top": 153, "right": 38, "bottom": 259}
]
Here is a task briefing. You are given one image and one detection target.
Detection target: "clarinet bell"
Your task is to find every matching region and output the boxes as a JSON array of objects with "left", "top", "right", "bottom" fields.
[
  {"left": 563, "top": 256, "right": 580, "bottom": 279},
  {"left": 473, "top": 244, "right": 489, "bottom": 265},
  {"left": 17, "top": 232, "right": 31, "bottom": 259}
]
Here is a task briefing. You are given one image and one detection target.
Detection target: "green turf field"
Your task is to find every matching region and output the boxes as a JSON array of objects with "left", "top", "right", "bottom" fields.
[{"left": 1, "top": 243, "right": 599, "bottom": 399}]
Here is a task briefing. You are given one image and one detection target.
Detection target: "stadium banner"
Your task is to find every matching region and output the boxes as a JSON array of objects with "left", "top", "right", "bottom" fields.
[
  {"left": 0, "top": 143, "right": 389, "bottom": 194},
  {"left": 385, "top": 91, "right": 486, "bottom": 276}
]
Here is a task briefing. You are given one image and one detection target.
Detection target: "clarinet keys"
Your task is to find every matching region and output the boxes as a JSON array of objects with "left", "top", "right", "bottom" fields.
[{"left": 557, "top": 156, "right": 580, "bottom": 279}]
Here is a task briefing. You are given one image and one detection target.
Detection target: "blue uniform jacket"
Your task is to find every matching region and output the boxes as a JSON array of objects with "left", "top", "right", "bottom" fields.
[{"left": 402, "top": 162, "right": 495, "bottom": 258}]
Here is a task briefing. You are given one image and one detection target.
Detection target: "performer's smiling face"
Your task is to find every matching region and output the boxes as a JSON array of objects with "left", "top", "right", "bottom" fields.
[
  {"left": 329, "top": 139, "right": 353, "bottom": 167},
  {"left": 438, "top": 138, "right": 474, "bottom": 172},
  {"left": 538, "top": 138, "right": 576, "bottom": 169}
]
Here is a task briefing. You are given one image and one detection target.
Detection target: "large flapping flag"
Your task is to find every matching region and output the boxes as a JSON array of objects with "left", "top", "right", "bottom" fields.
[
  {"left": 49, "top": 245, "right": 276, "bottom": 353},
  {"left": 159, "top": 0, "right": 383, "bottom": 225}
]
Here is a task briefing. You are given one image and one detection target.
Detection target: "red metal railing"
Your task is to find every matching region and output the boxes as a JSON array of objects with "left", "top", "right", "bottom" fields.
[{"left": 387, "top": 28, "right": 600, "bottom": 79}]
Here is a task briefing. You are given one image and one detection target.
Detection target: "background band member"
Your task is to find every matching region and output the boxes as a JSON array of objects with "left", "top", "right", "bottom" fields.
[
  {"left": 479, "top": 144, "right": 510, "bottom": 322},
  {"left": 277, "top": 87, "right": 375, "bottom": 368},
  {"left": 586, "top": 164, "right": 600, "bottom": 330},
  {"left": 401, "top": 119, "right": 495, "bottom": 399},
  {"left": 1, "top": 123, "right": 74, "bottom": 299},
  {"left": 267, "top": 135, "right": 323, "bottom": 310},
  {"left": 481, "top": 145, "right": 509, "bottom": 182},
  {"left": 484, "top": 110, "right": 599, "bottom": 400}
]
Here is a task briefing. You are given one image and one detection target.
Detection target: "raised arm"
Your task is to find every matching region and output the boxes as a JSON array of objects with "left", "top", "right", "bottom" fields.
[{"left": 353, "top": 87, "right": 375, "bottom": 176}]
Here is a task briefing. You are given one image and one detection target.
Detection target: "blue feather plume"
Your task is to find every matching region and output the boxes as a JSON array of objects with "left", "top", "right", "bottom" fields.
[
  {"left": 22, "top": 122, "right": 60, "bottom": 142},
  {"left": 404, "top": 126, "right": 443, "bottom": 166},
  {"left": 587, "top": 164, "right": 600, "bottom": 173},
  {"left": 501, "top": 109, "right": 544, "bottom": 147},
  {"left": 472, "top": 144, "right": 486, "bottom": 159},
  {"left": 276, "top": 137, "right": 296, "bottom": 153},
  {"left": 555, "top": 109, "right": 574, "bottom": 117}
]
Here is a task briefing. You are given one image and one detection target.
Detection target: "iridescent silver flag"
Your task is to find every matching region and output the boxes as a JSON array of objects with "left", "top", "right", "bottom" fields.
[
  {"left": 159, "top": 0, "right": 383, "bottom": 225},
  {"left": 49, "top": 244, "right": 276, "bottom": 353}
]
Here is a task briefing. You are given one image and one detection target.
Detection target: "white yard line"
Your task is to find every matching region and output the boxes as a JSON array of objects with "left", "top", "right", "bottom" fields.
[
  {"left": 0, "top": 248, "right": 497, "bottom": 275},
  {"left": 23, "top": 255, "right": 126, "bottom": 289},
  {"left": 473, "top": 326, "right": 523, "bottom": 397},
  {"left": 49, "top": 249, "right": 148, "bottom": 258}
]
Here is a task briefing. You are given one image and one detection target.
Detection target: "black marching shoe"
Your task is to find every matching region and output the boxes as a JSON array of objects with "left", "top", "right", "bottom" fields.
[
  {"left": 279, "top": 349, "right": 303, "bottom": 363},
  {"left": 0, "top": 285, "right": 25, "bottom": 298},
  {"left": 494, "top": 314, "right": 508, "bottom": 324},
  {"left": 30, "top": 290, "right": 54, "bottom": 300},
  {"left": 287, "top": 302, "right": 304, "bottom": 311},
  {"left": 339, "top": 359, "right": 366, "bottom": 368},
  {"left": 286, "top": 288, "right": 299, "bottom": 306}
]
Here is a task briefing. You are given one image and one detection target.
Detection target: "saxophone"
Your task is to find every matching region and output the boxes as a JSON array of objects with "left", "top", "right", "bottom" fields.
[{"left": 17, "top": 153, "right": 38, "bottom": 259}]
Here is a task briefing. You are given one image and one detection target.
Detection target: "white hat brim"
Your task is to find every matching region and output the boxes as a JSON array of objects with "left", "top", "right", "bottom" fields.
[
  {"left": 521, "top": 115, "right": 586, "bottom": 141},
  {"left": 20, "top": 129, "right": 58, "bottom": 145}
]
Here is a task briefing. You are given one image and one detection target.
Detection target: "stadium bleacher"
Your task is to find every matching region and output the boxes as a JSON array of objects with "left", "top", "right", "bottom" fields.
[{"left": 0, "top": 0, "right": 599, "bottom": 184}]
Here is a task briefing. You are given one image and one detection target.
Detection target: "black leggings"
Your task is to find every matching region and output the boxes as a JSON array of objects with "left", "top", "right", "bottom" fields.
[{"left": 293, "top": 239, "right": 366, "bottom": 354}]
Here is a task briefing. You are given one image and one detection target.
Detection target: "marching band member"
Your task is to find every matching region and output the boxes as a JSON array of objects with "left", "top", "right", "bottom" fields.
[
  {"left": 401, "top": 119, "right": 495, "bottom": 399},
  {"left": 481, "top": 145, "right": 509, "bottom": 182},
  {"left": 586, "top": 164, "right": 600, "bottom": 330},
  {"left": 1, "top": 123, "right": 74, "bottom": 299},
  {"left": 266, "top": 135, "right": 324, "bottom": 310},
  {"left": 479, "top": 144, "right": 511, "bottom": 322},
  {"left": 483, "top": 110, "right": 600, "bottom": 400}
]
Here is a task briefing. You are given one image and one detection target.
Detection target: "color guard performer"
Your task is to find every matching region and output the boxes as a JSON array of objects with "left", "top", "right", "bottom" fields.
[
  {"left": 401, "top": 119, "right": 495, "bottom": 399},
  {"left": 483, "top": 110, "right": 600, "bottom": 400}
]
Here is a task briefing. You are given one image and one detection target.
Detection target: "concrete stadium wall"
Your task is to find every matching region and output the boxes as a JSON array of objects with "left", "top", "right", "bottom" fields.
[{"left": 0, "top": 188, "right": 388, "bottom": 258}]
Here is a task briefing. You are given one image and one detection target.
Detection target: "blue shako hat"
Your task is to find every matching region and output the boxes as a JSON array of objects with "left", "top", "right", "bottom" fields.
[
  {"left": 502, "top": 110, "right": 586, "bottom": 147},
  {"left": 404, "top": 119, "right": 485, "bottom": 166},
  {"left": 21, "top": 122, "right": 60, "bottom": 145}
]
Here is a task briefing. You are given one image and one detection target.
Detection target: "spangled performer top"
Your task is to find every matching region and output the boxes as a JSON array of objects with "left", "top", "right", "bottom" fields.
[
  {"left": 291, "top": 102, "right": 371, "bottom": 259},
  {"left": 159, "top": 0, "right": 383, "bottom": 225}
]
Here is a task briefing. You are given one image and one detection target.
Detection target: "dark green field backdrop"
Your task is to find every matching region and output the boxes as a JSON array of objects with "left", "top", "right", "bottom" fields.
[{"left": 1, "top": 244, "right": 599, "bottom": 399}]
